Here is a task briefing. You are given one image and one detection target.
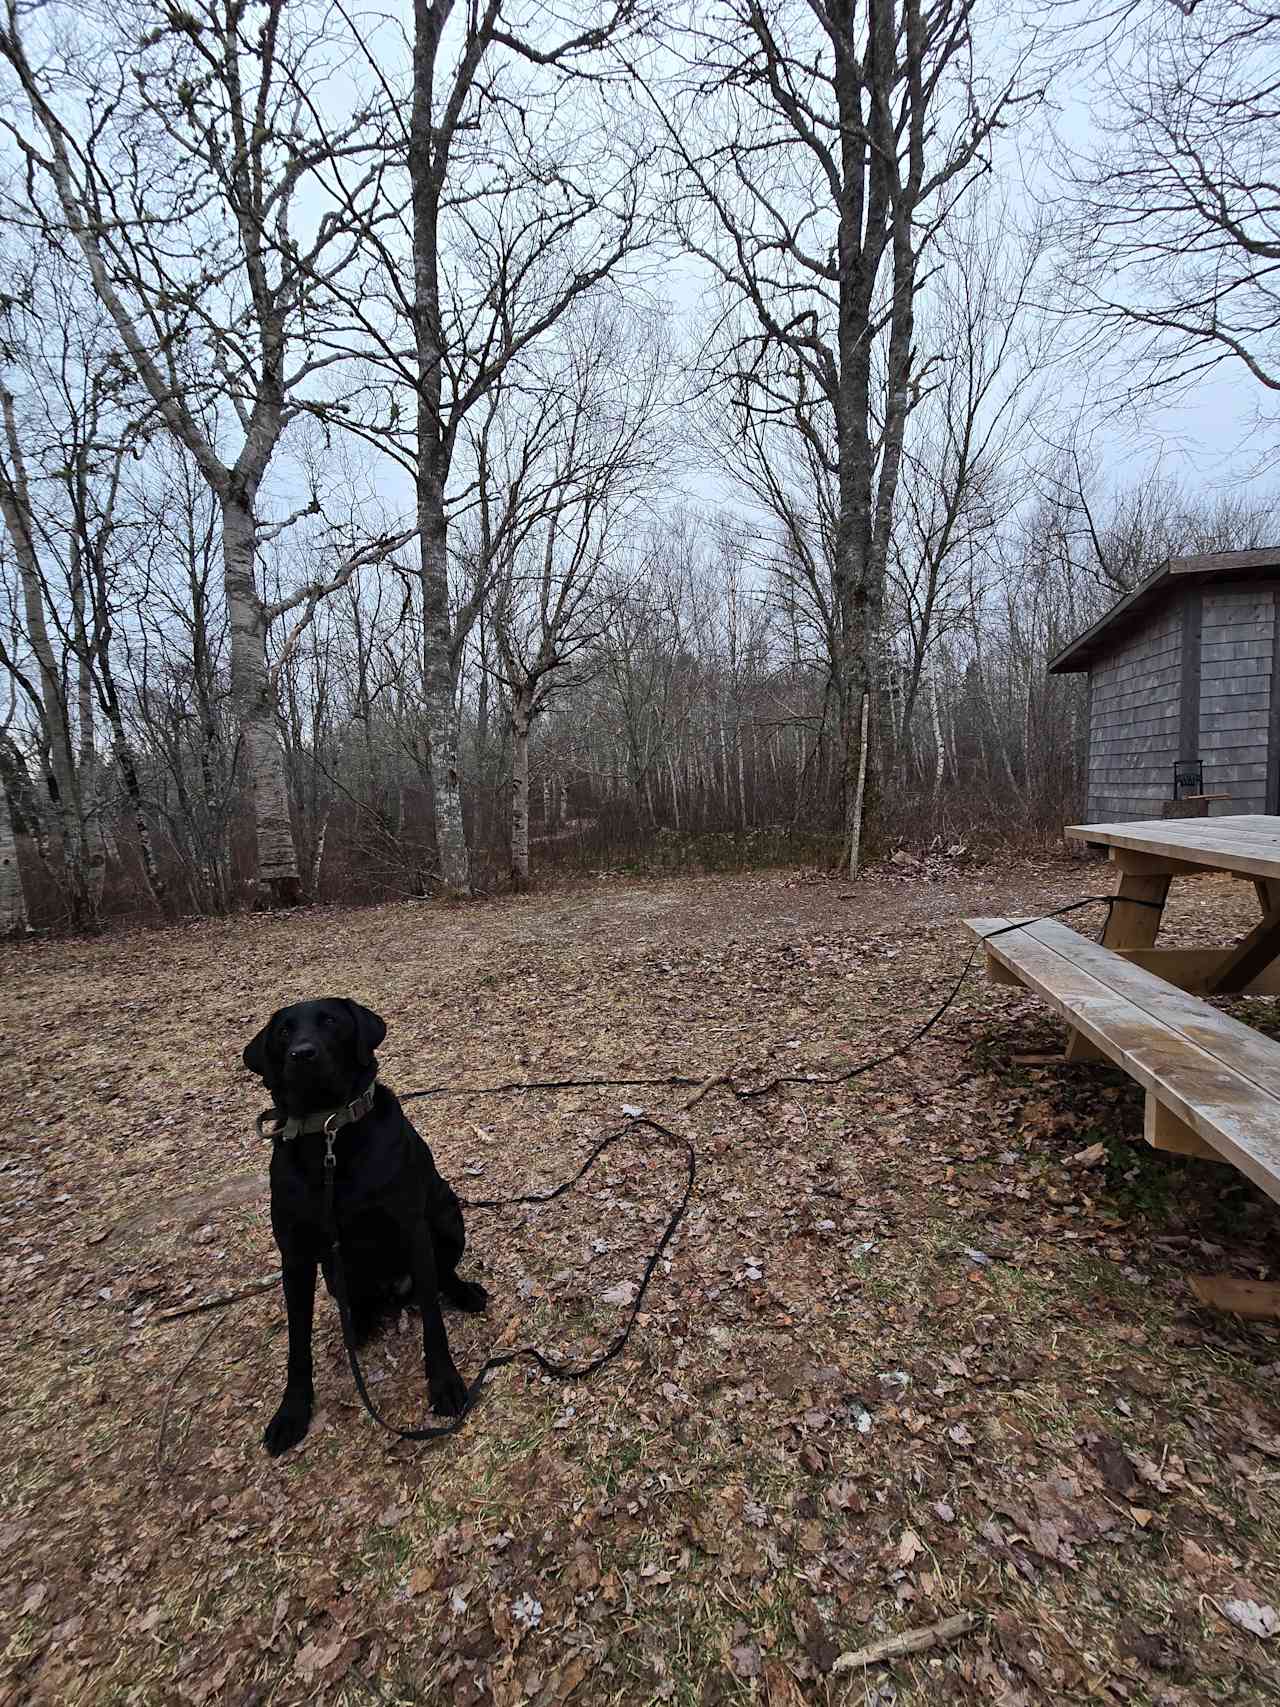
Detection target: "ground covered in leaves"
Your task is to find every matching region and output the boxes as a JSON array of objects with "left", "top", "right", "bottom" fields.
[{"left": 4, "top": 852, "right": 1280, "bottom": 1706}]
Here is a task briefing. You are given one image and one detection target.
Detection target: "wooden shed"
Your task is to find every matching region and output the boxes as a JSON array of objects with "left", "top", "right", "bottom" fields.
[{"left": 1049, "top": 548, "right": 1280, "bottom": 822}]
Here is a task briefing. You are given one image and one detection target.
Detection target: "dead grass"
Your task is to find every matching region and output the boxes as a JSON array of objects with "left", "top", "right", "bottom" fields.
[{"left": 3, "top": 855, "right": 1280, "bottom": 1705}]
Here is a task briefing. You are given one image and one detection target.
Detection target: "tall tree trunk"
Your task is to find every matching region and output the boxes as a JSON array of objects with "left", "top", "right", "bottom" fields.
[
  {"left": 930, "top": 671, "right": 946, "bottom": 799},
  {"left": 411, "top": 1, "right": 471, "bottom": 894},
  {"left": 0, "top": 769, "right": 27, "bottom": 931},
  {"left": 69, "top": 544, "right": 107, "bottom": 911},
  {"left": 510, "top": 696, "right": 533, "bottom": 890},
  {"left": 847, "top": 690, "right": 871, "bottom": 876},
  {"left": 0, "top": 390, "right": 94, "bottom": 924},
  {"left": 224, "top": 492, "right": 300, "bottom": 903}
]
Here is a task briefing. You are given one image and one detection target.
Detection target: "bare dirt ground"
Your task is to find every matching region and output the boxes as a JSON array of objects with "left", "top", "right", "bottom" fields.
[{"left": 4, "top": 853, "right": 1280, "bottom": 1706}]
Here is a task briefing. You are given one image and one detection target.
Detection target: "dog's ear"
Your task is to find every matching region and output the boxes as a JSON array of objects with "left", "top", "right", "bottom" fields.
[
  {"left": 243, "top": 1011, "right": 282, "bottom": 1080},
  {"left": 344, "top": 1000, "right": 387, "bottom": 1067}
]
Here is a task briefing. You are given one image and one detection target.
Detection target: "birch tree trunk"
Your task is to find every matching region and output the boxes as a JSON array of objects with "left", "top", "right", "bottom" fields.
[
  {"left": 410, "top": 2, "right": 471, "bottom": 895},
  {"left": 510, "top": 693, "right": 535, "bottom": 891},
  {"left": 847, "top": 690, "right": 871, "bottom": 876},
  {"left": 0, "top": 389, "right": 96, "bottom": 924},
  {"left": 0, "top": 775, "right": 27, "bottom": 932},
  {"left": 224, "top": 494, "right": 300, "bottom": 901},
  {"left": 930, "top": 672, "right": 946, "bottom": 798}
]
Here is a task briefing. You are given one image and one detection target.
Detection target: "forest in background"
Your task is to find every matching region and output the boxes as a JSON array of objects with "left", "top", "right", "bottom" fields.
[{"left": 2, "top": 0, "right": 1278, "bottom": 929}]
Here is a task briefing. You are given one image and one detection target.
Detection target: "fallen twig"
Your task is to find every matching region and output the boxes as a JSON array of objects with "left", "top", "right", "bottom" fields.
[
  {"left": 155, "top": 1315, "right": 227, "bottom": 1474},
  {"left": 832, "top": 1613, "right": 980, "bottom": 1672},
  {"left": 681, "top": 1072, "right": 729, "bottom": 1111},
  {"left": 156, "top": 1275, "right": 277, "bottom": 1321}
]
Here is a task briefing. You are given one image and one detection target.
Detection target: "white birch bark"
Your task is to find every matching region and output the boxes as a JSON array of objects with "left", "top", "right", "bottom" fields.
[
  {"left": 0, "top": 779, "right": 26, "bottom": 932},
  {"left": 510, "top": 697, "right": 533, "bottom": 890},
  {"left": 847, "top": 690, "right": 871, "bottom": 876},
  {"left": 930, "top": 672, "right": 946, "bottom": 798},
  {"left": 0, "top": 388, "right": 97, "bottom": 922}
]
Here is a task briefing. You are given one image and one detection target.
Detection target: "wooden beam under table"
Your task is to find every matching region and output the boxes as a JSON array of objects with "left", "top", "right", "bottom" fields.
[
  {"left": 1116, "top": 947, "right": 1280, "bottom": 996},
  {"left": 1208, "top": 903, "right": 1280, "bottom": 994},
  {"left": 1109, "top": 850, "right": 1215, "bottom": 878},
  {"left": 1101, "top": 873, "right": 1171, "bottom": 952}
]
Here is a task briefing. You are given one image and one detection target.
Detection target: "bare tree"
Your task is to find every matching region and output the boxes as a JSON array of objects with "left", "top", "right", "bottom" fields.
[
  {"left": 311, "top": 0, "right": 658, "bottom": 892},
  {"left": 888, "top": 199, "right": 1048, "bottom": 778},
  {"left": 486, "top": 304, "right": 668, "bottom": 886},
  {"left": 660, "top": 0, "right": 1036, "bottom": 870},
  {"left": 0, "top": 0, "right": 386, "bottom": 903}
]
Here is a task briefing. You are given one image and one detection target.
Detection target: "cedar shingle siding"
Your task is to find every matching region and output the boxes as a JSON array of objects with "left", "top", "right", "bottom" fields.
[
  {"left": 1199, "top": 584, "right": 1275, "bottom": 813},
  {"left": 1086, "top": 603, "right": 1183, "bottom": 821},
  {"left": 1050, "top": 555, "right": 1280, "bottom": 825}
]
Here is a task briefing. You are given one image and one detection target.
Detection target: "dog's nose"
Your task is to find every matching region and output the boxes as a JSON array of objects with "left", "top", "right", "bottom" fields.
[{"left": 288, "top": 1042, "right": 319, "bottom": 1063}]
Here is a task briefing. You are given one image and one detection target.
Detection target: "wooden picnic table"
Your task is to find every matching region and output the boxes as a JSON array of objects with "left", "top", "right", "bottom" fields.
[
  {"left": 1064, "top": 813, "right": 1280, "bottom": 995},
  {"left": 968, "top": 815, "right": 1280, "bottom": 1317}
]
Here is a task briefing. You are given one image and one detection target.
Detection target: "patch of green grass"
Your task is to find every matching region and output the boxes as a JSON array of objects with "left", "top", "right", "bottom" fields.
[{"left": 1096, "top": 1129, "right": 1178, "bottom": 1222}]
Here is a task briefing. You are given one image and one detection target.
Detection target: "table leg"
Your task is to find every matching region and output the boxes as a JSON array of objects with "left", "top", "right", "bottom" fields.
[
  {"left": 1208, "top": 901, "right": 1280, "bottom": 993},
  {"left": 1100, "top": 873, "right": 1171, "bottom": 951}
]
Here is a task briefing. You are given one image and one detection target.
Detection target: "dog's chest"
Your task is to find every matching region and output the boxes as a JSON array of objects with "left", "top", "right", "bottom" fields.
[{"left": 269, "top": 1126, "right": 417, "bottom": 1238}]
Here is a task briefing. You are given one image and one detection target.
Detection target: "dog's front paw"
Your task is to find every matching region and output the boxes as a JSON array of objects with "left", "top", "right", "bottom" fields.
[
  {"left": 263, "top": 1387, "right": 313, "bottom": 1456},
  {"left": 446, "top": 1276, "right": 489, "bottom": 1314},
  {"left": 428, "top": 1363, "right": 469, "bottom": 1418}
]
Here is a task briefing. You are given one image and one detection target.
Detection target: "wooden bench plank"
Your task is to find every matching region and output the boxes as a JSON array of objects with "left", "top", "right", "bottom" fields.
[
  {"left": 967, "top": 918, "right": 1280, "bottom": 1204},
  {"left": 1015, "top": 919, "right": 1280, "bottom": 1100}
]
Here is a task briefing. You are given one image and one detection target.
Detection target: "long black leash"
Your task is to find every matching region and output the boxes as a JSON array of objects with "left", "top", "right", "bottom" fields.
[
  {"left": 321, "top": 1114, "right": 695, "bottom": 1442},
  {"left": 395, "top": 894, "right": 1153, "bottom": 1110},
  {"left": 259, "top": 892, "right": 1158, "bottom": 1446}
]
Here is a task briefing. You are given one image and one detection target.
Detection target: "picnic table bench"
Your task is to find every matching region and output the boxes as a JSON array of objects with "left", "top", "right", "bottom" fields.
[{"left": 965, "top": 816, "right": 1280, "bottom": 1318}]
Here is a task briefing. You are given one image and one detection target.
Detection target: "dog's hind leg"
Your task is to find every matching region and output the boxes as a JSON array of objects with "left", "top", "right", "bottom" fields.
[{"left": 408, "top": 1223, "right": 467, "bottom": 1415}]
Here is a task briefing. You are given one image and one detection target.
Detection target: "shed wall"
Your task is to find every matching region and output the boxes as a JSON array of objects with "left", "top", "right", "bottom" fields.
[
  {"left": 1086, "top": 603, "right": 1183, "bottom": 821},
  {"left": 1199, "top": 582, "right": 1276, "bottom": 814}
]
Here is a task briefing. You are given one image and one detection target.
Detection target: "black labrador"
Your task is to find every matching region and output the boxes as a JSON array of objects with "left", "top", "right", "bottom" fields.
[{"left": 243, "top": 998, "right": 487, "bottom": 1456}]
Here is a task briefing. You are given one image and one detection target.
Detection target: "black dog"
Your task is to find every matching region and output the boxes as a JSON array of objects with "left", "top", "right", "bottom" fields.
[{"left": 243, "top": 998, "right": 487, "bottom": 1456}]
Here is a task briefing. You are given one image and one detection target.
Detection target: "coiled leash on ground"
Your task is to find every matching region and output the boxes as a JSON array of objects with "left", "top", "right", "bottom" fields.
[
  {"left": 322, "top": 893, "right": 1149, "bottom": 1443},
  {"left": 323, "top": 1115, "right": 695, "bottom": 1442}
]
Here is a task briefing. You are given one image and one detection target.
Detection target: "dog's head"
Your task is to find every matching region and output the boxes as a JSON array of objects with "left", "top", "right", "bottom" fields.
[{"left": 243, "top": 998, "right": 387, "bottom": 1114}]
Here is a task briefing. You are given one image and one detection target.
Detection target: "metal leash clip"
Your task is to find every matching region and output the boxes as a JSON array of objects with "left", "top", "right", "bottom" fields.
[{"left": 323, "top": 1110, "right": 341, "bottom": 1169}]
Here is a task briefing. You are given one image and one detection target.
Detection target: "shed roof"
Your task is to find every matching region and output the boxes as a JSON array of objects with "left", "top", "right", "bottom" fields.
[{"left": 1048, "top": 547, "right": 1280, "bottom": 673}]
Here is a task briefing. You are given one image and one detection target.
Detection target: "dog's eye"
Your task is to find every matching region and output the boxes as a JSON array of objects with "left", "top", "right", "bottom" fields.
[{"left": 318, "top": 1014, "right": 334, "bottom": 1029}]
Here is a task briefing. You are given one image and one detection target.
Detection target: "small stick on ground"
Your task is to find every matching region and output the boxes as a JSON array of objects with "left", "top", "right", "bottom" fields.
[
  {"left": 156, "top": 1275, "right": 277, "bottom": 1321},
  {"left": 681, "top": 1073, "right": 729, "bottom": 1111},
  {"left": 832, "top": 1613, "right": 980, "bottom": 1672},
  {"left": 154, "top": 1315, "right": 227, "bottom": 1474}
]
